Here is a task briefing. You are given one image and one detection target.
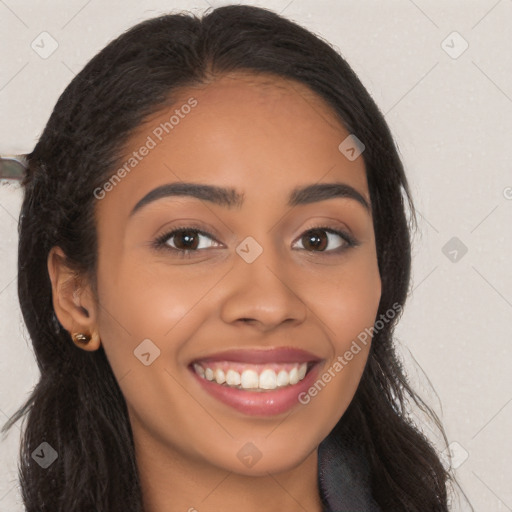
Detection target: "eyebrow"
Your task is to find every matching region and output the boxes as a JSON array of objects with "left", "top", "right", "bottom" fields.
[{"left": 129, "top": 181, "right": 370, "bottom": 217}]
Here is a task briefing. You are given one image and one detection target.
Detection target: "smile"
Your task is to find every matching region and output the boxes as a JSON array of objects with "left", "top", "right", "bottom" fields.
[
  {"left": 193, "top": 361, "right": 310, "bottom": 391},
  {"left": 188, "top": 347, "right": 323, "bottom": 416}
]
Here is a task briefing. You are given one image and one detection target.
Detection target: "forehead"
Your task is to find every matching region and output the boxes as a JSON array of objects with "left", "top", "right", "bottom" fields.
[{"left": 96, "top": 72, "right": 369, "bottom": 217}]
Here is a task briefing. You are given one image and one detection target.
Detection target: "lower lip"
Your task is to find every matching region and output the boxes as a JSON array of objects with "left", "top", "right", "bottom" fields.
[{"left": 189, "top": 362, "right": 322, "bottom": 416}]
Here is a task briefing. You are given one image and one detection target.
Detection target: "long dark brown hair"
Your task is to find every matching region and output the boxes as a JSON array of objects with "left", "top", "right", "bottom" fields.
[{"left": 3, "top": 5, "right": 459, "bottom": 511}]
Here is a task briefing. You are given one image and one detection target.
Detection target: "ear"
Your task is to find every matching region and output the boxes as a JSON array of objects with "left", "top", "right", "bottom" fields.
[{"left": 47, "top": 246, "right": 101, "bottom": 351}]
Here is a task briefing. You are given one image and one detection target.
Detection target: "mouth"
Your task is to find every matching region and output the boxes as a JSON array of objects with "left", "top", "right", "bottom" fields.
[
  {"left": 188, "top": 347, "right": 323, "bottom": 416},
  {"left": 192, "top": 360, "right": 314, "bottom": 391}
]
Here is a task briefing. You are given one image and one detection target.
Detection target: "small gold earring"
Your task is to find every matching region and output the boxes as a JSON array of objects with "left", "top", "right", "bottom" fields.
[{"left": 72, "top": 332, "right": 91, "bottom": 344}]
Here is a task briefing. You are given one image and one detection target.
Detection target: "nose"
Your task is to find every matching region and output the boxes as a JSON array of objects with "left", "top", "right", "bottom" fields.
[{"left": 219, "top": 241, "right": 308, "bottom": 332}]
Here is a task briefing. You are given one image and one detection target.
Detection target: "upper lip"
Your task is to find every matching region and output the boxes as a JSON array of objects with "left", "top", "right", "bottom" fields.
[{"left": 190, "top": 347, "right": 323, "bottom": 365}]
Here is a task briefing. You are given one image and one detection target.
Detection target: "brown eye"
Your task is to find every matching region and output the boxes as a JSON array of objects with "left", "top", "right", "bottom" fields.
[
  {"left": 157, "top": 228, "right": 221, "bottom": 253},
  {"left": 171, "top": 230, "right": 201, "bottom": 250},
  {"left": 293, "top": 227, "right": 354, "bottom": 253},
  {"left": 302, "top": 229, "right": 328, "bottom": 251}
]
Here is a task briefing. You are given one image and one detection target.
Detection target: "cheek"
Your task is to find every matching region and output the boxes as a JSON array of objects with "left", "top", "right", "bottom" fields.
[
  {"left": 92, "top": 260, "right": 210, "bottom": 429},
  {"left": 297, "top": 251, "right": 381, "bottom": 420},
  {"left": 309, "top": 250, "right": 382, "bottom": 346},
  {"left": 94, "top": 257, "right": 220, "bottom": 373}
]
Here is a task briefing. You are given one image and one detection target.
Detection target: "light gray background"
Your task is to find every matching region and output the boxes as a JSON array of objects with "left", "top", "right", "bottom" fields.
[{"left": 1, "top": 1, "right": 511, "bottom": 511}]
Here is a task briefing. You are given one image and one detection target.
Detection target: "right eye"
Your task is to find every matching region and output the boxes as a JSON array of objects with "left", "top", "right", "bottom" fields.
[{"left": 154, "top": 227, "right": 222, "bottom": 257}]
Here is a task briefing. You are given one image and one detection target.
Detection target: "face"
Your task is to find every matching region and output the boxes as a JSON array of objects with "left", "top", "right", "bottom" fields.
[{"left": 90, "top": 73, "right": 381, "bottom": 476}]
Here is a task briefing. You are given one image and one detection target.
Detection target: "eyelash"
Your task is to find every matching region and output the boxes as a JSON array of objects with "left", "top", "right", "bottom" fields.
[{"left": 153, "top": 223, "right": 359, "bottom": 259}]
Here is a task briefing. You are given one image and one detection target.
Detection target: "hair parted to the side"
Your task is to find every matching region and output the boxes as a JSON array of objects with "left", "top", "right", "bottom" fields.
[{"left": 3, "top": 5, "right": 457, "bottom": 511}]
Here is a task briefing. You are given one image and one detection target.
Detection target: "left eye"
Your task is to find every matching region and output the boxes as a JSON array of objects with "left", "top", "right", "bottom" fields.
[{"left": 292, "top": 228, "right": 352, "bottom": 252}]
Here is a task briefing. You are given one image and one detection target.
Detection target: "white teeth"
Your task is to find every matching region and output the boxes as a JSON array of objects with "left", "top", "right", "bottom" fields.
[
  {"left": 214, "top": 368, "right": 226, "bottom": 385},
  {"left": 241, "top": 369, "right": 259, "bottom": 389},
  {"left": 194, "top": 362, "right": 310, "bottom": 390},
  {"left": 298, "top": 362, "right": 307, "bottom": 380},
  {"left": 226, "top": 369, "right": 241, "bottom": 386},
  {"left": 276, "top": 369, "right": 290, "bottom": 387},
  {"left": 259, "top": 369, "right": 277, "bottom": 389},
  {"left": 193, "top": 363, "right": 205, "bottom": 378}
]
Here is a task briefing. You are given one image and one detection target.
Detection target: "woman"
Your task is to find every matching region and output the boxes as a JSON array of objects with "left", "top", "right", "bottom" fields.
[{"left": 3, "top": 5, "right": 457, "bottom": 511}]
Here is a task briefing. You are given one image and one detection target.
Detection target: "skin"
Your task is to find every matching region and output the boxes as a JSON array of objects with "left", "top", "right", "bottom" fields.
[{"left": 48, "top": 72, "right": 381, "bottom": 512}]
